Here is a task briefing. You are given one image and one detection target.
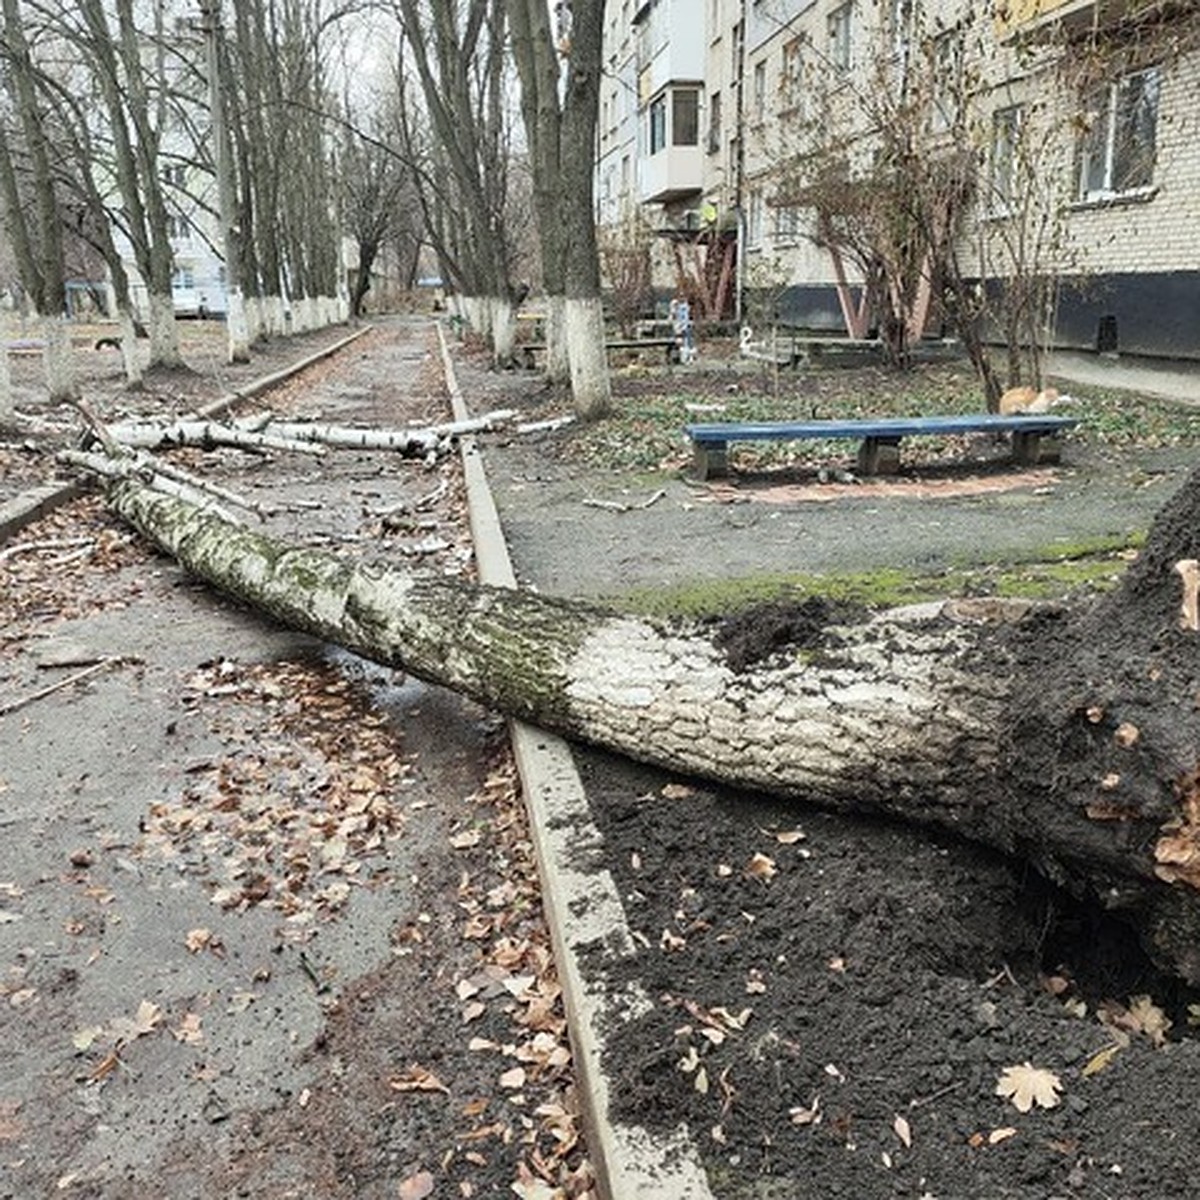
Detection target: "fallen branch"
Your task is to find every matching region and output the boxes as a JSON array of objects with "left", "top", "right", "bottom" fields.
[
  {"left": 516, "top": 415, "right": 575, "bottom": 435},
  {"left": 247, "top": 408, "right": 517, "bottom": 452},
  {"left": 104, "top": 420, "right": 326, "bottom": 456},
  {"left": 59, "top": 450, "right": 244, "bottom": 526},
  {"left": 0, "top": 537, "right": 95, "bottom": 565},
  {"left": 582, "top": 489, "right": 667, "bottom": 514},
  {"left": 0, "top": 658, "right": 119, "bottom": 718}
]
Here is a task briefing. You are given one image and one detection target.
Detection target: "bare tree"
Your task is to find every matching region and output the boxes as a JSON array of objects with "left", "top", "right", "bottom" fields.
[
  {"left": 72, "top": 0, "right": 185, "bottom": 368},
  {"left": 771, "top": 2, "right": 1080, "bottom": 405},
  {"left": 508, "top": 0, "right": 610, "bottom": 416},
  {"left": 0, "top": 0, "right": 77, "bottom": 399},
  {"left": 391, "top": 0, "right": 520, "bottom": 362}
]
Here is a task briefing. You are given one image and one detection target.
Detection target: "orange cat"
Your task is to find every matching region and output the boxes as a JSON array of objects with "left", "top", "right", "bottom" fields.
[{"left": 999, "top": 384, "right": 1060, "bottom": 414}]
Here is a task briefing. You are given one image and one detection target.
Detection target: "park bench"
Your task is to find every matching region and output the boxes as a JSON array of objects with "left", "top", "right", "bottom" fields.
[
  {"left": 684, "top": 413, "right": 1080, "bottom": 480},
  {"left": 787, "top": 335, "right": 883, "bottom": 366},
  {"left": 519, "top": 337, "right": 679, "bottom": 369}
]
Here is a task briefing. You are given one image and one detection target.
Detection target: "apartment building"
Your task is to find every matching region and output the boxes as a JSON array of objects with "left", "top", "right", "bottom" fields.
[{"left": 597, "top": 0, "right": 1200, "bottom": 358}]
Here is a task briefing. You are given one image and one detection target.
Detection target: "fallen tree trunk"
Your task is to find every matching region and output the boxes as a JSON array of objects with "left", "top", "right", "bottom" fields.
[{"left": 104, "top": 472, "right": 1200, "bottom": 983}]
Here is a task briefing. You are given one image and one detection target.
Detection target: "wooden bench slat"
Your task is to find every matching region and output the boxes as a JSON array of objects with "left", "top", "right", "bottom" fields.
[{"left": 685, "top": 415, "right": 1078, "bottom": 442}]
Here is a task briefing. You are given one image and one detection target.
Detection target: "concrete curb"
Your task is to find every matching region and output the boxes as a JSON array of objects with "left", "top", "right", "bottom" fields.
[
  {"left": 437, "top": 324, "right": 714, "bottom": 1200},
  {"left": 1, "top": 325, "right": 374, "bottom": 549},
  {"left": 194, "top": 324, "right": 373, "bottom": 419},
  {"left": 0, "top": 481, "right": 89, "bottom": 545}
]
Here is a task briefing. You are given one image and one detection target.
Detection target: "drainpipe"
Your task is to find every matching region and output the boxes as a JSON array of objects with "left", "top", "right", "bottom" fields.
[{"left": 734, "top": 0, "right": 747, "bottom": 323}]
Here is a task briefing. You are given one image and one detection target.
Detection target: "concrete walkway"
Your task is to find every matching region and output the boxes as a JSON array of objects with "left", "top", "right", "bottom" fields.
[{"left": 1047, "top": 349, "right": 1200, "bottom": 405}]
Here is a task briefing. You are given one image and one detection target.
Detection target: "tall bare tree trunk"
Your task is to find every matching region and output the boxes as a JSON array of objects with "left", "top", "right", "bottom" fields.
[
  {"left": 0, "top": 0, "right": 77, "bottom": 401},
  {"left": 508, "top": 0, "right": 608, "bottom": 414}
]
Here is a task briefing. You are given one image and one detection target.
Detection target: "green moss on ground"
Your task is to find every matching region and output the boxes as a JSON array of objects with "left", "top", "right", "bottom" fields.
[{"left": 609, "top": 537, "right": 1142, "bottom": 620}]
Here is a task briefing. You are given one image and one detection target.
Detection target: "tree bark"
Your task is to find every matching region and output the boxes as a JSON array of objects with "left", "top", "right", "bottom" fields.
[{"left": 99, "top": 470, "right": 1200, "bottom": 985}]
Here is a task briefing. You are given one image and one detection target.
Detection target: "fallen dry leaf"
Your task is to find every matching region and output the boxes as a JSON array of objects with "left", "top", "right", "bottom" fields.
[
  {"left": 994, "top": 1062, "right": 1062, "bottom": 1112},
  {"left": 108, "top": 999, "right": 162, "bottom": 1042},
  {"left": 172, "top": 1013, "right": 203, "bottom": 1045},
  {"left": 988, "top": 1127, "right": 1018, "bottom": 1145},
  {"left": 661, "top": 782, "right": 694, "bottom": 800},
  {"left": 789, "top": 1095, "right": 821, "bottom": 1126},
  {"left": 745, "top": 852, "right": 777, "bottom": 881},
  {"left": 1123, "top": 994, "right": 1172, "bottom": 1047},
  {"left": 1082, "top": 1044, "right": 1122, "bottom": 1077},
  {"left": 0, "top": 1100, "right": 22, "bottom": 1142},
  {"left": 389, "top": 1064, "right": 450, "bottom": 1095},
  {"left": 893, "top": 1113, "right": 912, "bottom": 1148},
  {"left": 773, "top": 828, "right": 806, "bottom": 844},
  {"left": 185, "top": 928, "right": 212, "bottom": 953},
  {"left": 72, "top": 1025, "right": 104, "bottom": 1052},
  {"left": 498, "top": 1065, "right": 526, "bottom": 1090},
  {"left": 397, "top": 1170, "right": 435, "bottom": 1200}
]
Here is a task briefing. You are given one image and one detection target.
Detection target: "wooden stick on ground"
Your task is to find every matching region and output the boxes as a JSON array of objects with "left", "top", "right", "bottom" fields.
[{"left": 0, "top": 659, "right": 119, "bottom": 718}]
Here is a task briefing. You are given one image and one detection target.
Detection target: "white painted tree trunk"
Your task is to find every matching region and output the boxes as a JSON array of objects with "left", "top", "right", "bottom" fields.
[
  {"left": 225, "top": 288, "right": 250, "bottom": 363},
  {"left": 147, "top": 292, "right": 184, "bottom": 368},
  {"left": 545, "top": 295, "right": 569, "bottom": 384},
  {"left": 490, "top": 296, "right": 515, "bottom": 362},
  {"left": 0, "top": 338, "right": 13, "bottom": 430},
  {"left": 462, "top": 295, "right": 487, "bottom": 335},
  {"left": 43, "top": 314, "right": 78, "bottom": 402},
  {"left": 564, "top": 296, "right": 611, "bottom": 419},
  {"left": 118, "top": 307, "right": 144, "bottom": 389}
]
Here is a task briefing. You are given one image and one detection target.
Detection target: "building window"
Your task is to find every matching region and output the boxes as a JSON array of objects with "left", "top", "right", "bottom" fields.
[
  {"left": 1078, "top": 67, "right": 1159, "bottom": 200},
  {"left": 828, "top": 3, "right": 852, "bottom": 73},
  {"left": 781, "top": 36, "right": 804, "bottom": 109},
  {"left": 930, "top": 31, "right": 962, "bottom": 132},
  {"left": 172, "top": 266, "right": 195, "bottom": 289},
  {"left": 774, "top": 204, "right": 801, "bottom": 243},
  {"left": 890, "top": 0, "right": 912, "bottom": 56},
  {"left": 990, "top": 104, "right": 1023, "bottom": 213},
  {"left": 747, "top": 189, "right": 763, "bottom": 248},
  {"left": 673, "top": 88, "right": 699, "bottom": 146},
  {"left": 166, "top": 214, "right": 191, "bottom": 240},
  {"left": 752, "top": 60, "right": 766, "bottom": 123},
  {"left": 649, "top": 94, "right": 667, "bottom": 154},
  {"left": 708, "top": 90, "right": 722, "bottom": 154}
]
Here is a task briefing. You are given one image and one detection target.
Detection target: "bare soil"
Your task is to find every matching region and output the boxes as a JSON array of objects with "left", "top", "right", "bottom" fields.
[{"left": 451, "top": 336, "right": 1200, "bottom": 1199}]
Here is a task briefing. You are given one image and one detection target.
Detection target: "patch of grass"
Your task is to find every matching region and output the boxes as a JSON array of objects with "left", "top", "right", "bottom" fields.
[{"left": 609, "top": 544, "right": 1137, "bottom": 620}]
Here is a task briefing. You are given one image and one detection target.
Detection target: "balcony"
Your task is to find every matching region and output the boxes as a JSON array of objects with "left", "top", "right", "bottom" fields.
[
  {"left": 994, "top": 0, "right": 1181, "bottom": 39},
  {"left": 639, "top": 145, "right": 704, "bottom": 204}
]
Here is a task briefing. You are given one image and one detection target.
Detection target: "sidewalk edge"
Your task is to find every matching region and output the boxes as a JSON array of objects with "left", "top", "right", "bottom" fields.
[{"left": 437, "top": 324, "right": 714, "bottom": 1200}]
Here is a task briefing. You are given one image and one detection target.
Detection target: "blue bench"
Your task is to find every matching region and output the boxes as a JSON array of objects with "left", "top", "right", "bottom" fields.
[{"left": 684, "top": 414, "right": 1080, "bottom": 479}]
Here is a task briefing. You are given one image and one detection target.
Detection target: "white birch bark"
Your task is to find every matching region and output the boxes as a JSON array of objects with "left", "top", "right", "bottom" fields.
[
  {"left": 89, "top": 474, "right": 1200, "bottom": 985},
  {"left": 43, "top": 314, "right": 79, "bottom": 402},
  {"left": 0, "top": 336, "right": 13, "bottom": 429},
  {"left": 106, "top": 420, "right": 326, "bottom": 455},
  {"left": 225, "top": 288, "right": 250, "bottom": 363},
  {"left": 118, "top": 308, "right": 144, "bottom": 389},
  {"left": 564, "top": 296, "right": 611, "bottom": 419}
]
